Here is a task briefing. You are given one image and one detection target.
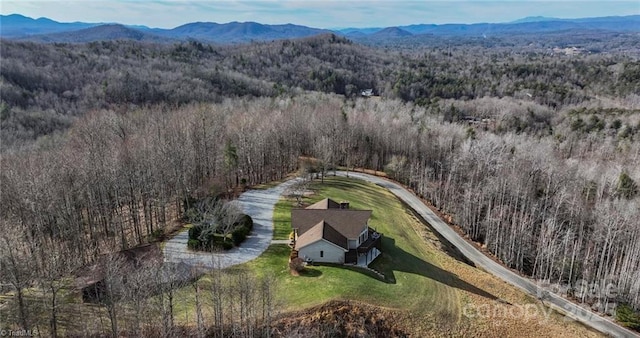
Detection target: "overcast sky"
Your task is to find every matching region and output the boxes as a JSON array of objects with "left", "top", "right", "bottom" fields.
[{"left": 2, "top": 1, "right": 638, "bottom": 29}]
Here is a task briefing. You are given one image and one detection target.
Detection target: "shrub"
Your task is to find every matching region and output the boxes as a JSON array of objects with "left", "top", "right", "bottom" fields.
[
  {"left": 232, "top": 226, "right": 250, "bottom": 246},
  {"left": 203, "top": 233, "right": 221, "bottom": 249},
  {"left": 617, "top": 304, "right": 640, "bottom": 330},
  {"left": 188, "top": 225, "right": 203, "bottom": 241},
  {"left": 203, "top": 236, "right": 233, "bottom": 251},
  {"left": 187, "top": 239, "right": 201, "bottom": 250},
  {"left": 289, "top": 257, "right": 306, "bottom": 272},
  {"left": 235, "top": 214, "right": 253, "bottom": 231},
  {"left": 221, "top": 241, "right": 234, "bottom": 250}
]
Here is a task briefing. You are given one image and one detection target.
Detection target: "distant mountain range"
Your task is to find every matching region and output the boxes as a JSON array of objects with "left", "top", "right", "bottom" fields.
[
  {"left": 1, "top": 13, "right": 638, "bottom": 44},
  {"left": 342, "top": 15, "right": 640, "bottom": 37},
  {"left": 0, "top": 14, "right": 95, "bottom": 37},
  {"left": 21, "top": 24, "right": 173, "bottom": 43},
  {"left": 370, "top": 27, "right": 413, "bottom": 39},
  {"left": 150, "top": 21, "right": 329, "bottom": 43}
]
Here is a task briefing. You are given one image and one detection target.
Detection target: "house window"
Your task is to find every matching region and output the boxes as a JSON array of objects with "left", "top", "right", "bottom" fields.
[{"left": 320, "top": 251, "right": 324, "bottom": 258}]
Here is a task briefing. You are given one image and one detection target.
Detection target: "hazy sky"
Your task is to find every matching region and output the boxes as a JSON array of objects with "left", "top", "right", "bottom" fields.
[{"left": 2, "top": 1, "right": 639, "bottom": 29}]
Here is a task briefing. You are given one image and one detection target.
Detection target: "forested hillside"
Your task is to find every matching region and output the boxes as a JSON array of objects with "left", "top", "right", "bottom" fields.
[
  {"left": 1, "top": 34, "right": 639, "bottom": 334},
  {"left": 2, "top": 35, "right": 639, "bottom": 147}
]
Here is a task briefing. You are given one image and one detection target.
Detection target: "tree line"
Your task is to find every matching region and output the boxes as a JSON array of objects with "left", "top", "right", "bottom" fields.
[{"left": 1, "top": 92, "right": 639, "bottom": 335}]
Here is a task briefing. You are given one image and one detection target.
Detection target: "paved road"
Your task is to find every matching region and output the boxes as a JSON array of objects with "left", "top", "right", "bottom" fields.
[
  {"left": 338, "top": 171, "right": 639, "bottom": 338},
  {"left": 163, "top": 178, "right": 299, "bottom": 269}
]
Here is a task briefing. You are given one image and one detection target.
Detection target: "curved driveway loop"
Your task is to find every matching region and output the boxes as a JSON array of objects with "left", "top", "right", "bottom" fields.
[
  {"left": 338, "top": 171, "right": 638, "bottom": 338},
  {"left": 163, "top": 171, "right": 637, "bottom": 337},
  {"left": 163, "top": 178, "right": 300, "bottom": 269}
]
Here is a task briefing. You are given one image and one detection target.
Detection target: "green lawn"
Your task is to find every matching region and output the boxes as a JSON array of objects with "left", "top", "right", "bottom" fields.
[
  {"left": 238, "top": 176, "right": 463, "bottom": 319},
  {"left": 273, "top": 199, "right": 293, "bottom": 240}
]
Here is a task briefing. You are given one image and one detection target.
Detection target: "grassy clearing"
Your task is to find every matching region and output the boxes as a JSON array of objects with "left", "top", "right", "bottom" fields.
[{"left": 239, "top": 176, "right": 462, "bottom": 320}]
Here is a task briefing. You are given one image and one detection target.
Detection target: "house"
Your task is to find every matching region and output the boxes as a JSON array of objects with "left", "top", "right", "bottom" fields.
[
  {"left": 291, "top": 198, "right": 382, "bottom": 266},
  {"left": 361, "top": 89, "right": 374, "bottom": 97}
]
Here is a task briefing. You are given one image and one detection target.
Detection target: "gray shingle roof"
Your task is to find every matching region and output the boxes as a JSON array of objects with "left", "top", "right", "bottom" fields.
[
  {"left": 294, "top": 220, "right": 349, "bottom": 250},
  {"left": 306, "top": 198, "right": 342, "bottom": 209},
  {"left": 292, "top": 198, "right": 371, "bottom": 240}
]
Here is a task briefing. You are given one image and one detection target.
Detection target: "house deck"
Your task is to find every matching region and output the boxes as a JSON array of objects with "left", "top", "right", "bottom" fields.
[
  {"left": 357, "top": 229, "right": 382, "bottom": 253},
  {"left": 346, "top": 229, "right": 382, "bottom": 266}
]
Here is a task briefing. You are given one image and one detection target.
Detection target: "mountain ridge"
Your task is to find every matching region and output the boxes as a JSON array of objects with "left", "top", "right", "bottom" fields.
[
  {"left": 510, "top": 16, "right": 559, "bottom": 23},
  {"left": 154, "top": 21, "right": 330, "bottom": 42},
  {"left": 1, "top": 14, "right": 638, "bottom": 44},
  {"left": 370, "top": 27, "right": 413, "bottom": 38},
  {"left": 17, "top": 24, "right": 172, "bottom": 43}
]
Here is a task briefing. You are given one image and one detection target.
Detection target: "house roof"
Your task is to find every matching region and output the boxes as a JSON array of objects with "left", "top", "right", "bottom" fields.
[
  {"left": 292, "top": 208, "right": 372, "bottom": 240},
  {"left": 295, "top": 220, "right": 348, "bottom": 251},
  {"left": 306, "top": 198, "right": 342, "bottom": 209}
]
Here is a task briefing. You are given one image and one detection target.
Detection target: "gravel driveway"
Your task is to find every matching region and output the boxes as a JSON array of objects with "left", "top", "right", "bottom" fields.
[{"left": 163, "top": 178, "right": 299, "bottom": 269}]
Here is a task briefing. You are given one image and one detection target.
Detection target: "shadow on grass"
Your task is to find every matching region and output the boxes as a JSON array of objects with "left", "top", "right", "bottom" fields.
[
  {"left": 320, "top": 236, "right": 498, "bottom": 301},
  {"left": 299, "top": 268, "right": 323, "bottom": 277},
  {"left": 374, "top": 237, "right": 498, "bottom": 301}
]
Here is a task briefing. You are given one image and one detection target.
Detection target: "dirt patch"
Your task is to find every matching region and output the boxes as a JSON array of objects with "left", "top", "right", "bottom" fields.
[{"left": 271, "top": 300, "right": 408, "bottom": 337}]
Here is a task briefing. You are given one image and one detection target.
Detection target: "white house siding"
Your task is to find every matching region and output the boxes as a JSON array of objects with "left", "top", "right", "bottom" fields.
[{"left": 298, "top": 240, "right": 346, "bottom": 263}]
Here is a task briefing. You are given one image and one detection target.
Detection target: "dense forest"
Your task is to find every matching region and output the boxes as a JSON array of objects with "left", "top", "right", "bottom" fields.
[
  {"left": 1, "top": 35, "right": 639, "bottom": 146},
  {"left": 1, "top": 33, "right": 639, "bottom": 335}
]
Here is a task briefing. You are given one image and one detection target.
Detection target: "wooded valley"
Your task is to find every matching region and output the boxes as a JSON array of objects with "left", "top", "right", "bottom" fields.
[{"left": 1, "top": 33, "right": 639, "bottom": 335}]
